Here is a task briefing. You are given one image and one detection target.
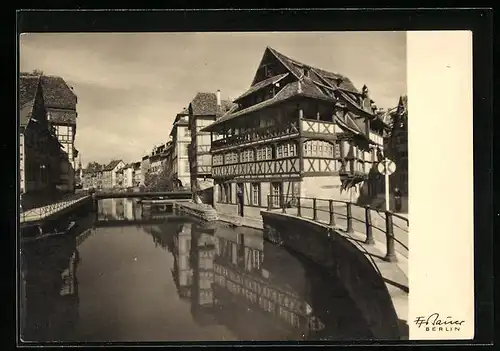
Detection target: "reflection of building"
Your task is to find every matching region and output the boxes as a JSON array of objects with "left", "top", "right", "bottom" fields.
[
  {"left": 114, "top": 198, "right": 125, "bottom": 220},
  {"left": 98, "top": 198, "right": 118, "bottom": 220},
  {"left": 123, "top": 199, "right": 135, "bottom": 220},
  {"left": 212, "top": 234, "right": 313, "bottom": 337},
  {"left": 172, "top": 223, "right": 192, "bottom": 298},
  {"left": 190, "top": 225, "right": 217, "bottom": 308},
  {"left": 203, "top": 47, "right": 388, "bottom": 220},
  {"left": 22, "top": 235, "right": 80, "bottom": 341}
]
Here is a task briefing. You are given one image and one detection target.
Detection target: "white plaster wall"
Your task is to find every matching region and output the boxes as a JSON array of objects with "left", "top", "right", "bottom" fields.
[{"left": 301, "top": 175, "right": 361, "bottom": 202}]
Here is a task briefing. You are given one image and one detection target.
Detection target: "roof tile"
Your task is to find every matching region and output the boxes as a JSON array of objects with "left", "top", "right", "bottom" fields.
[{"left": 40, "top": 75, "right": 77, "bottom": 110}]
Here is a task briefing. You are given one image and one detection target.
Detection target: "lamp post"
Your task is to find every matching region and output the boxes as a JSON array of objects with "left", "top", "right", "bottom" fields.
[{"left": 40, "top": 164, "right": 46, "bottom": 185}]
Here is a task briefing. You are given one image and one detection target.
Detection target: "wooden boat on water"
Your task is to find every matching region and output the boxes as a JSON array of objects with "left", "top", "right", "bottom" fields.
[{"left": 21, "top": 221, "right": 77, "bottom": 244}]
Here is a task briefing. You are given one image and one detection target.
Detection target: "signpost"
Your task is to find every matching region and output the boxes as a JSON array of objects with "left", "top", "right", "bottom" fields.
[{"left": 377, "top": 158, "right": 396, "bottom": 211}]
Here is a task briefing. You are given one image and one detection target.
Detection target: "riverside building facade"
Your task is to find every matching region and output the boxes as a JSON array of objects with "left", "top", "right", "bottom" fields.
[{"left": 202, "top": 47, "right": 388, "bottom": 220}]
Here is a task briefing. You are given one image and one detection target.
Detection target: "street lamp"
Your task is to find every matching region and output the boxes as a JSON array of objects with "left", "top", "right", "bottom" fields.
[{"left": 40, "top": 164, "right": 47, "bottom": 184}]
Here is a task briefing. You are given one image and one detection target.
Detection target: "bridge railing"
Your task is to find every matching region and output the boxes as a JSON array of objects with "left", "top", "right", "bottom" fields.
[
  {"left": 266, "top": 195, "right": 409, "bottom": 262},
  {"left": 20, "top": 193, "right": 89, "bottom": 223}
]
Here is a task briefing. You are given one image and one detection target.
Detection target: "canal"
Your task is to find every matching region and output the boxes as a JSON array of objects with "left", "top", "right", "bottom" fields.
[{"left": 20, "top": 197, "right": 376, "bottom": 343}]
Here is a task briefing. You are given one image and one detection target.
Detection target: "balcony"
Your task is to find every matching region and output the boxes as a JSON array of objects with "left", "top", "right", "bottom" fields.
[
  {"left": 338, "top": 160, "right": 370, "bottom": 180},
  {"left": 212, "top": 122, "right": 299, "bottom": 150}
]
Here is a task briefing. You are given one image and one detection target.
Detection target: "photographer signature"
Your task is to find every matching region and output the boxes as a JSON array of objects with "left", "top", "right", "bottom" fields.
[{"left": 414, "top": 313, "right": 465, "bottom": 328}]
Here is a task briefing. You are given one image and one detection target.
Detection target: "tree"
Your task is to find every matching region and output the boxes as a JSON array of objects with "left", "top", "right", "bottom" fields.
[
  {"left": 86, "top": 162, "right": 103, "bottom": 172},
  {"left": 32, "top": 69, "right": 44, "bottom": 75},
  {"left": 144, "top": 163, "right": 174, "bottom": 192}
]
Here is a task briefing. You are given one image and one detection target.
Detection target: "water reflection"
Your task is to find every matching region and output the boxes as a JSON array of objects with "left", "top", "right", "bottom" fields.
[
  {"left": 21, "top": 226, "right": 88, "bottom": 342},
  {"left": 21, "top": 198, "right": 375, "bottom": 342},
  {"left": 96, "top": 198, "right": 177, "bottom": 225},
  {"left": 153, "top": 222, "right": 375, "bottom": 341}
]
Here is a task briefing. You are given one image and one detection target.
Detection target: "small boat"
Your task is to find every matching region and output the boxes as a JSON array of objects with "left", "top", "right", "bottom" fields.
[{"left": 22, "top": 221, "right": 77, "bottom": 244}]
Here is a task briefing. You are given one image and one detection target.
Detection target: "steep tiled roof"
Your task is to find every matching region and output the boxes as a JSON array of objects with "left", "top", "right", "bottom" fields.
[
  {"left": 203, "top": 81, "right": 302, "bottom": 130},
  {"left": 19, "top": 75, "right": 40, "bottom": 107},
  {"left": 40, "top": 75, "right": 77, "bottom": 110},
  {"left": 266, "top": 47, "right": 358, "bottom": 93},
  {"left": 19, "top": 75, "right": 41, "bottom": 127},
  {"left": 234, "top": 73, "right": 289, "bottom": 102},
  {"left": 190, "top": 92, "right": 218, "bottom": 116},
  {"left": 103, "top": 160, "right": 122, "bottom": 171}
]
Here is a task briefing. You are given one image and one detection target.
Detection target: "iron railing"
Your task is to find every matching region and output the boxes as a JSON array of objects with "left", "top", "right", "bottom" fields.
[
  {"left": 266, "top": 195, "right": 409, "bottom": 262},
  {"left": 20, "top": 193, "right": 90, "bottom": 223}
]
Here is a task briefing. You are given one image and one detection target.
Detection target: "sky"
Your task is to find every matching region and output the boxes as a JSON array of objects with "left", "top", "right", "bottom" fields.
[{"left": 20, "top": 32, "right": 406, "bottom": 167}]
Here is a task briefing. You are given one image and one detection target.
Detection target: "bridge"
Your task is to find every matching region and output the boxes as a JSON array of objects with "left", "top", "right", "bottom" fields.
[
  {"left": 93, "top": 191, "right": 192, "bottom": 200},
  {"left": 20, "top": 193, "right": 92, "bottom": 227},
  {"left": 261, "top": 195, "right": 409, "bottom": 340}
]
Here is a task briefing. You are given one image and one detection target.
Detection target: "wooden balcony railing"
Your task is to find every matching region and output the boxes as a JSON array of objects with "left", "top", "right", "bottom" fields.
[
  {"left": 212, "top": 122, "right": 299, "bottom": 149},
  {"left": 266, "top": 195, "right": 409, "bottom": 262}
]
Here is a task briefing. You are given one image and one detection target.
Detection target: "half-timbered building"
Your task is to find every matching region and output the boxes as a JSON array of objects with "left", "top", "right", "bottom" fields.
[
  {"left": 202, "top": 47, "right": 389, "bottom": 219},
  {"left": 187, "top": 91, "right": 235, "bottom": 202},
  {"left": 19, "top": 74, "right": 62, "bottom": 201},
  {"left": 39, "top": 74, "right": 79, "bottom": 193}
]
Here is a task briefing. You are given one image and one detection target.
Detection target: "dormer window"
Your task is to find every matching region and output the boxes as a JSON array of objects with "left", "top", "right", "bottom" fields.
[
  {"left": 303, "top": 66, "right": 310, "bottom": 77},
  {"left": 362, "top": 85, "right": 369, "bottom": 98}
]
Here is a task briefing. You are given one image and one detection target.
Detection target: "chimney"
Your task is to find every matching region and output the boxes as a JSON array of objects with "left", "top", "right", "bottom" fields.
[{"left": 216, "top": 89, "right": 221, "bottom": 107}]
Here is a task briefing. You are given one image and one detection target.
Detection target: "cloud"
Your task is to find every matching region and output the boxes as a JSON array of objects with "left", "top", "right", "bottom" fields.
[{"left": 20, "top": 32, "right": 406, "bottom": 166}]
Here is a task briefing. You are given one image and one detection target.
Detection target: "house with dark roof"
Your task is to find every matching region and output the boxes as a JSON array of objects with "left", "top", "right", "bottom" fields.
[
  {"left": 201, "top": 46, "right": 390, "bottom": 219},
  {"left": 187, "top": 91, "right": 236, "bottom": 203},
  {"left": 101, "top": 160, "right": 125, "bottom": 189},
  {"left": 21, "top": 72, "right": 79, "bottom": 192},
  {"left": 19, "top": 74, "right": 62, "bottom": 200},
  {"left": 169, "top": 107, "right": 191, "bottom": 190}
]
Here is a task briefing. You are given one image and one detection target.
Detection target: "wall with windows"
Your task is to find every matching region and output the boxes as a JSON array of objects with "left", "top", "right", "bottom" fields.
[
  {"left": 276, "top": 142, "right": 298, "bottom": 158},
  {"left": 177, "top": 125, "right": 191, "bottom": 143},
  {"left": 256, "top": 145, "right": 273, "bottom": 161},
  {"left": 53, "top": 124, "right": 76, "bottom": 191}
]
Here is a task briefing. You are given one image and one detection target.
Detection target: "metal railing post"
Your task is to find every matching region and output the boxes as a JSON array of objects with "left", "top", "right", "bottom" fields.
[
  {"left": 346, "top": 202, "right": 354, "bottom": 233},
  {"left": 329, "top": 200, "right": 335, "bottom": 226},
  {"left": 364, "top": 206, "right": 375, "bottom": 244},
  {"left": 267, "top": 194, "right": 272, "bottom": 211},
  {"left": 312, "top": 198, "right": 318, "bottom": 221},
  {"left": 297, "top": 197, "right": 301, "bottom": 217},
  {"left": 281, "top": 194, "right": 286, "bottom": 213},
  {"left": 384, "top": 211, "right": 397, "bottom": 262}
]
